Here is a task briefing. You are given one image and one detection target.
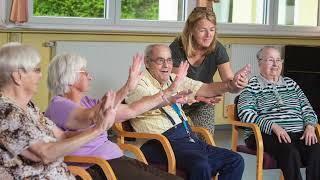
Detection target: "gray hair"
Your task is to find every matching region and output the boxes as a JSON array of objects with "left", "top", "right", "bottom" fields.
[
  {"left": 48, "top": 53, "right": 87, "bottom": 96},
  {"left": 144, "top": 44, "right": 171, "bottom": 61},
  {"left": 0, "top": 42, "right": 40, "bottom": 89},
  {"left": 256, "top": 46, "right": 279, "bottom": 60}
]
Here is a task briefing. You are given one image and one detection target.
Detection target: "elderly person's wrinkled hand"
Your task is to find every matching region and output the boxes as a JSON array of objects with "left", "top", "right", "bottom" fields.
[
  {"left": 167, "top": 61, "right": 189, "bottom": 92},
  {"left": 195, "top": 95, "right": 222, "bottom": 105},
  {"left": 167, "top": 89, "right": 194, "bottom": 104},
  {"left": 300, "top": 125, "right": 318, "bottom": 146},
  {"left": 229, "top": 64, "right": 251, "bottom": 93},
  {"left": 272, "top": 123, "right": 291, "bottom": 143},
  {"left": 125, "top": 53, "right": 144, "bottom": 92},
  {"left": 94, "top": 91, "right": 118, "bottom": 132}
]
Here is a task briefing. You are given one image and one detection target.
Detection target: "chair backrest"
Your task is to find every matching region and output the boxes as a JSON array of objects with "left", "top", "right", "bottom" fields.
[
  {"left": 68, "top": 166, "right": 93, "bottom": 180},
  {"left": 227, "top": 104, "right": 241, "bottom": 123},
  {"left": 121, "top": 120, "right": 136, "bottom": 141},
  {"left": 233, "top": 96, "right": 240, "bottom": 121}
]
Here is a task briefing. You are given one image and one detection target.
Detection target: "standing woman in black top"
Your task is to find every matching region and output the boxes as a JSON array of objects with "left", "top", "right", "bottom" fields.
[{"left": 170, "top": 7, "right": 248, "bottom": 135}]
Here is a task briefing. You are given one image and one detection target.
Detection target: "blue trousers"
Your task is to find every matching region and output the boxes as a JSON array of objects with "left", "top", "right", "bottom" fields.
[{"left": 141, "top": 123, "right": 244, "bottom": 180}]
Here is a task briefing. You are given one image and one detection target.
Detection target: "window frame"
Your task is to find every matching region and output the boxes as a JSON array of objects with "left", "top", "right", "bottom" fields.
[
  {"left": 215, "top": 0, "right": 320, "bottom": 37},
  {"left": 23, "top": 0, "right": 195, "bottom": 33},
  {"left": 1, "top": 0, "right": 320, "bottom": 37}
]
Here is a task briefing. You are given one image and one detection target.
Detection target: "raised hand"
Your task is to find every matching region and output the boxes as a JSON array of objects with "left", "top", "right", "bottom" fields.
[
  {"left": 229, "top": 64, "right": 251, "bottom": 93},
  {"left": 94, "top": 91, "right": 118, "bottom": 132},
  {"left": 114, "top": 53, "right": 143, "bottom": 106},
  {"left": 167, "top": 61, "right": 189, "bottom": 92},
  {"left": 126, "top": 53, "right": 144, "bottom": 92},
  {"left": 195, "top": 95, "right": 222, "bottom": 105},
  {"left": 271, "top": 123, "right": 291, "bottom": 143},
  {"left": 167, "top": 89, "right": 194, "bottom": 104},
  {"left": 300, "top": 125, "right": 318, "bottom": 146}
]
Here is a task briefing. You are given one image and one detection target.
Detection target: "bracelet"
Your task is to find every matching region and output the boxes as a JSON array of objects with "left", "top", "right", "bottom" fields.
[{"left": 160, "top": 91, "right": 170, "bottom": 104}]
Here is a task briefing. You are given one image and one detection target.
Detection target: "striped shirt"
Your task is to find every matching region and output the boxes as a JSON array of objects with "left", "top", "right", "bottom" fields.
[{"left": 237, "top": 75, "right": 317, "bottom": 138}]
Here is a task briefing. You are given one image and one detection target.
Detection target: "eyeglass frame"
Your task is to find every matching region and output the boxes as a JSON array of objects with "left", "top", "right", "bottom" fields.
[
  {"left": 77, "top": 70, "right": 91, "bottom": 77},
  {"left": 147, "top": 56, "right": 173, "bottom": 65},
  {"left": 18, "top": 67, "right": 42, "bottom": 73},
  {"left": 258, "top": 58, "right": 284, "bottom": 65}
]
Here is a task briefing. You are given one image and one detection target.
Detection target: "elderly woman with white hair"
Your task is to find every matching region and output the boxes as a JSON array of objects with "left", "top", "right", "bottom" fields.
[
  {"left": 0, "top": 42, "right": 117, "bottom": 179},
  {"left": 238, "top": 46, "right": 320, "bottom": 180},
  {"left": 45, "top": 52, "right": 189, "bottom": 180}
]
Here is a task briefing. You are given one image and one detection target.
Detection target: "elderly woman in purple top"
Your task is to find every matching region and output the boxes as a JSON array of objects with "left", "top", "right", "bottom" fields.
[{"left": 45, "top": 53, "right": 190, "bottom": 180}]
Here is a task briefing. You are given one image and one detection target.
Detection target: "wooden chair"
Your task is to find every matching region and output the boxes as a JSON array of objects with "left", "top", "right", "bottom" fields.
[
  {"left": 227, "top": 104, "right": 320, "bottom": 180},
  {"left": 113, "top": 120, "right": 216, "bottom": 179},
  {"left": 67, "top": 166, "right": 92, "bottom": 180},
  {"left": 64, "top": 155, "right": 117, "bottom": 180},
  {"left": 64, "top": 143, "right": 147, "bottom": 180}
]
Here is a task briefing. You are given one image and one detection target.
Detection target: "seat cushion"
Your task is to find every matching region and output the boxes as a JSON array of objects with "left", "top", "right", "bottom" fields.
[
  {"left": 152, "top": 164, "right": 187, "bottom": 179},
  {"left": 237, "top": 145, "right": 278, "bottom": 169},
  {"left": 122, "top": 121, "right": 136, "bottom": 141}
]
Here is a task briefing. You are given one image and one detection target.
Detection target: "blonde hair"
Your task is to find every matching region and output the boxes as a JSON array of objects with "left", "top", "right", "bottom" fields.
[{"left": 179, "top": 7, "right": 217, "bottom": 57}]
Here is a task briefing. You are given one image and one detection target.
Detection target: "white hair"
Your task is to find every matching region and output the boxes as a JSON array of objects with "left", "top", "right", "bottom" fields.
[
  {"left": 0, "top": 42, "right": 40, "bottom": 89},
  {"left": 48, "top": 53, "right": 87, "bottom": 96}
]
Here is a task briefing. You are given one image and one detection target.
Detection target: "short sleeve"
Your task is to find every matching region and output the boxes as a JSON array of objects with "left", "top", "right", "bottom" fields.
[
  {"left": 45, "top": 96, "right": 78, "bottom": 130},
  {"left": 170, "top": 39, "right": 187, "bottom": 68},
  {"left": 214, "top": 41, "right": 229, "bottom": 65}
]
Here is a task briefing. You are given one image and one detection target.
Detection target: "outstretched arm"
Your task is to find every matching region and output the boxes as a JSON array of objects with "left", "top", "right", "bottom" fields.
[
  {"left": 119, "top": 61, "right": 191, "bottom": 121},
  {"left": 23, "top": 91, "right": 118, "bottom": 164},
  {"left": 195, "top": 64, "right": 251, "bottom": 97},
  {"left": 62, "top": 54, "right": 143, "bottom": 130}
]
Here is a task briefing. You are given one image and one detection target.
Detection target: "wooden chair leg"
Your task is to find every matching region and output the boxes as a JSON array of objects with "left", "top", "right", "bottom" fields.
[
  {"left": 256, "top": 166, "right": 263, "bottom": 180},
  {"left": 279, "top": 170, "right": 284, "bottom": 180}
]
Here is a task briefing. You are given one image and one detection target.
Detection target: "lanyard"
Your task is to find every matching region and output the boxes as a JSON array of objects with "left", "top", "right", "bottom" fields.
[{"left": 161, "top": 103, "right": 195, "bottom": 143}]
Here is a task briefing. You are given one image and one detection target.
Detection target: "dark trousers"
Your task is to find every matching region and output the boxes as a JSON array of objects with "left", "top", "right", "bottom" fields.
[
  {"left": 76, "top": 156, "right": 182, "bottom": 180},
  {"left": 246, "top": 132, "right": 320, "bottom": 180},
  {"left": 141, "top": 123, "right": 244, "bottom": 180}
]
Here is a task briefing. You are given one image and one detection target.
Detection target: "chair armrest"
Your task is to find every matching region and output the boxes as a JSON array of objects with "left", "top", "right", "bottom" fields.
[
  {"left": 118, "top": 143, "right": 148, "bottom": 164},
  {"left": 191, "top": 126, "right": 215, "bottom": 146},
  {"left": 64, "top": 156, "right": 117, "bottom": 180},
  {"left": 67, "top": 166, "right": 92, "bottom": 180},
  {"left": 113, "top": 126, "right": 176, "bottom": 175},
  {"left": 316, "top": 124, "right": 320, "bottom": 138},
  {"left": 230, "top": 120, "right": 264, "bottom": 173}
]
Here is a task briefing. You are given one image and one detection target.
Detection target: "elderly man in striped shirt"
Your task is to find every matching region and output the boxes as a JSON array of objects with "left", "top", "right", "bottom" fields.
[{"left": 238, "top": 46, "right": 320, "bottom": 180}]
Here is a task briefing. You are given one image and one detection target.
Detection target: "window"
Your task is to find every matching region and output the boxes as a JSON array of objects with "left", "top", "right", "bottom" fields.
[
  {"left": 27, "top": 0, "right": 192, "bottom": 32},
  {"left": 3, "top": 0, "right": 320, "bottom": 36},
  {"left": 212, "top": 0, "right": 320, "bottom": 36},
  {"left": 33, "top": 0, "right": 105, "bottom": 18},
  {"left": 120, "top": 0, "right": 185, "bottom": 21},
  {"left": 278, "top": 0, "right": 318, "bottom": 26},
  {"left": 213, "top": 0, "right": 268, "bottom": 24}
]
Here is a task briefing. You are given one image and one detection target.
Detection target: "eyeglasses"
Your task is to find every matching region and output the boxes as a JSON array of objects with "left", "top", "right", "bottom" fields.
[
  {"left": 149, "top": 57, "right": 173, "bottom": 65},
  {"left": 32, "top": 67, "right": 41, "bottom": 73},
  {"left": 18, "top": 67, "right": 41, "bottom": 73},
  {"left": 193, "top": 7, "right": 213, "bottom": 12},
  {"left": 78, "top": 70, "right": 91, "bottom": 77},
  {"left": 259, "top": 58, "right": 284, "bottom": 65}
]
